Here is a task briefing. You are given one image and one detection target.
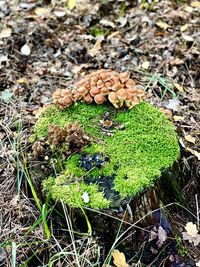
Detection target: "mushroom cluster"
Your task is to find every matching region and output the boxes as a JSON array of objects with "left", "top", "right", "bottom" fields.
[{"left": 52, "top": 69, "right": 145, "bottom": 109}]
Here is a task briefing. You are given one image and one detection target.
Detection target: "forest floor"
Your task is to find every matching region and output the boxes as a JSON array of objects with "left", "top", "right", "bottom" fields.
[{"left": 0, "top": 0, "right": 200, "bottom": 266}]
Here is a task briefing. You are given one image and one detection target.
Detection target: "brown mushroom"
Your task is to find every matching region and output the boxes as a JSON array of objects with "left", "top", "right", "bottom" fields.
[
  {"left": 116, "top": 89, "right": 127, "bottom": 107},
  {"left": 128, "top": 96, "right": 139, "bottom": 109},
  {"left": 97, "top": 80, "right": 104, "bottom": 89},
  {"left": 112, "top": 83, "right": 123, "bottom": 91},
  {"left": 77, "top": 86, "right": 88, "bottom": 95},
  {"left": 105, "top": 81, "right": 113, "bottom": 90},
  {"left": 125, "top": 79, "right": 136, "bottom": 88},
  {"left": 52, "top": 89, "right": 62, "bottom": 99},
  {"left": 94, "top": 94, "right": 106, "bottom": 104},
  {"left": 108, "top": 92, "right": 120, "bottom": 108},
  {"left": 90, "top": 87, "right": 100, "bottom": 97},
  {"left": 119, "top": 72, "right": 129, "bottom": 83},
  {"left": 83, "top": 93, "right": 93, "bottom": 104},
  {"left": 100, "top": 87, "right": 109, "bottom": 95}
]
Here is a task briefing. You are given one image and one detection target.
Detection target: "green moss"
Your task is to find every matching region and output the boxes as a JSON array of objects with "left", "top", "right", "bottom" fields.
[
  {"left": 33, "top": 102, "right": 180, "bottom": 209},
  {"left": 43, "top": 174, "right": 110, "bottom": 209}
]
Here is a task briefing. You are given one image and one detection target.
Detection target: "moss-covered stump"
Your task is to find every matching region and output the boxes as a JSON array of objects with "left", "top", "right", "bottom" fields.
[{"left": 31, "top": 101, "right": 180, "bottom": 211}]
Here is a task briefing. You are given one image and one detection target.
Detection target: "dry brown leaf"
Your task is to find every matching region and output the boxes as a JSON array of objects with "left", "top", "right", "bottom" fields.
[
  {"left": 0, "top": 27, "right": 12, "bottom": 38},
  {"left": 182, "top": 34, "right": 194, "bottom": 42},
  {"left": 88, "top": 40, "right": 102, "bottom": 56},
  {"left": 112, "top": 250, "right": 129, "bottom": 267},
  {"left": 141, "top": 61, "right": 150, "bottom": 69},
  {"left": 184, "top": 6, "right": 193, "bottom": 13},
  {"left": 173, "top": 83, "right": 184, "bottom": 92},
  {"left": 185, "top": 134, "right": 196, "bottom": 144},
  {"left": 173, "top": 115, "right": 184, "bottom": 122},
  {"left": 156, "top": 21, "right": 171, "bottom": 30},
  {"left": 186, "top": 148, "right": 200, "bottom": 160},
  {"left": 180, "top": 24, "right": 188, "bottom": 32},
  {"left": 34, "top": 7, "right": 51, "bottom": 16},
  {"left": 170, "top": 58, "right": 184, "bottom": 66},
  {"left": 191, "top": 1, "right": 200, "bottom": 8}
]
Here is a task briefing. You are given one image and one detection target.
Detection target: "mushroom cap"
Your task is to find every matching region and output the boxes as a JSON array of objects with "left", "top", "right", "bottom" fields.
[
  {"left": 100, "top": 73, "right": 108, "bottom": 81},
  {"left": 127, "top": 88, "right": 138, "bottom": 96},
  {"left": 52, "top": 89, "right": 62, "bottom": 99},
  {"left": 61, "top": 89, "right": 72, "bottom": 98},
  {"left": 90, "top": 87, "right": 100, "bottom": 97},
  {"left": 77, "top": 86, "right": 88, "bottom": 95},
  {"left": 76, "top": 79, "right": 87, "bottom": 87},
  {"left": 94, "top": 94, "right": 106, "bottom": 104},
  {"left": 97, "top": 80, "right": 104, "bottom": 88},
  {"left": 63, "top": 96, "right": 73, "bottom": 106},
  {"left": 137, "top": 89, "right": 145, "bottom": 98},
  {"left": 119, "top": 72, "right": 129, "bottom": 83},
  {"left": 112, "top": 83, "right": 123, "bottom": 91},
  {"left": 125, "top": 79, "right": 136, "bottom": 88},
  {"left": 100, "top": 87, "right": 109, "bottom": 95},
  {"left": 112, "top": 76, "right": 120, "bottom": 84},
  {"left": 83, "top": 93, "right": 93, "bottom": 104},
  {"left": 116, "top": 89, "right": 128, "bottom": 101},
  {"left": 105, "top": 81, "right": 113, "bottom": 89},
  {"left": 73, "top": 92, "right": 83, "bottom": 101},
  {"left": 91, "top": 76, "right": 98, "bottom": 83},
  {"left": 108, "top": 92, "right": 119, "bottom": 103}
]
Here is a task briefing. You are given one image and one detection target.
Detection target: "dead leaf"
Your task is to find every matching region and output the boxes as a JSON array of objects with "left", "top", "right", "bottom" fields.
[
  {"left": 88, "top": 40, "right": 102, "bottom": 56},
  {"left": 186, "top": 148, "right": 200, "bottom": 160},
  {"left": 180, "top": 24, "right": 188, "bottom": 32},
  {"left": 185, "top": 222, "right": 198, "bottom": 237},
  {"left": 100, "top": 19, "right": 115, "bottom": 28},
  {"left": 0, "top": 27, "right": 12, "bottom": 38},
  {"left": 16, "top": 78, "right": 28, "bottom": 84},
  {"left": 141, "top": 61, "right": 150, "bottom": 70},
  {"left": 34, "top": 7, "right": 51, "bottom": 16},
  {"left": 156, "top": 21, "right": 171, "bottom": 30},
  {"left": 21, "top": 44, "right": 31, "bottom": 56},
  {"left": 173, "top": 83, "right": 184, "bottom": 92},
  {"left": 112, "top": 250, "right": 129, "bottom": 267},
  {"left": 191, "top": 1, "right": 200, "bottom": 8},
  {"left": 185, "top": 134, "right": 196, "bottom": 144},
  {"left": 173, "top": 115, "right": 184, "bottom": 122},
  {"left": 182, "top": 34, "right": 194, "bottom": 42},
  {"left": 170, "top": 58, "right": 184, "bottom": 66},
  {"left": 165, "top": 98, "right": 180, "bottom": 112},
  {"left": 184, "top": 6, "right": 193, "bottom": 13},
  {"left": 68, "top": 0, "right": 76, "bottom": 10}
]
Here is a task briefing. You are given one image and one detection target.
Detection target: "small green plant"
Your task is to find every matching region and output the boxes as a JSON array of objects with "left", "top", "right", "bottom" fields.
[{"left": 90, "top": 26, "right": 109, "bottom": 37}]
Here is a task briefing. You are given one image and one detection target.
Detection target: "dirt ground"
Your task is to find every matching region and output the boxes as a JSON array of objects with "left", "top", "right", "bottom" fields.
[{"left": 0, "top": 0, "right": 200, "bottom": 266}]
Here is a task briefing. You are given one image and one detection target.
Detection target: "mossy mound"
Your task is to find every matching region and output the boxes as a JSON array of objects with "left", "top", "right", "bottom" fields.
[{"left": 31, "top": 102, "right": 180, "bottom": 209}]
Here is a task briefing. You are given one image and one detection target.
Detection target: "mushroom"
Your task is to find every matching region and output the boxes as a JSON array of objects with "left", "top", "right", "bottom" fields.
[
  {"left": 125, "top": 79, "right": 136, "bottom": 88},
  {"left": 77, "top": 86, "right": 88, "bottom": 95},
  {"left": 61, "top": 89, "right": 73, "bottom": 98},
  {"left": 119, "top": 72, "right": 129, "bottom": 83},
  {"left": 108, "top": 92, "right": 120, "bottom": 108},
  {"left": 90, "top": 87, "right": 100, "bottom": 97},
  {"left": 100, "top": 87, "right": 109, "bottom": 95},
  {"left": 97, "top": 80, "right": 104, "bottom": 89},
  {"left": 128, "top": 96, "right": 139, "bottom": 109},
  {"left": 116, "top": 89, "right": 127, "bottom": 107},
  {"left": 83, "top": 93, "right": 93, "bottom": 104},
  {"left": 112, "top": 83, "right": 123, "bottom": 91},
  {"left": 137, "top": 89, "right": 145, "bottom": 99},
  {"left": 94, "top": 94, "right": 106, "bottom": 104},
  {"left": 105, "top": 81, "right": 113, "bottom": 90},
  {"left": 125, "top": 92, "right": 133, "bottom": 108},
  {"left": 52, "top": 89, "right": 62, "bottom": 100}
]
